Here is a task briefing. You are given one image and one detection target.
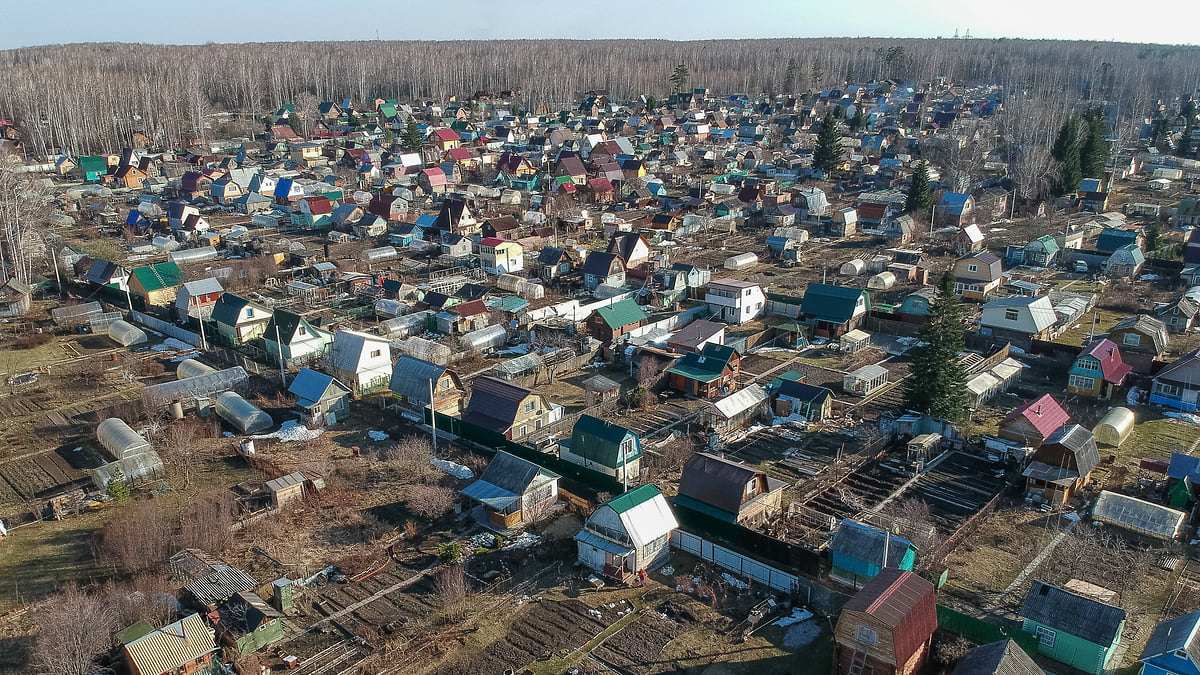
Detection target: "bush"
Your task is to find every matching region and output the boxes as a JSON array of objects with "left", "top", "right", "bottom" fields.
[
  {"left": 437, "top": 542, "right": 462, "bottom": 563},
  {"left": 11, "top": 333, "right": 52, "bottom": 350}
]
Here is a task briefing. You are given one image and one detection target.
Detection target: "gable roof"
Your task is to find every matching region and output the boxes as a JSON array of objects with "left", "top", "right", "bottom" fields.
[
  {"left": 841, "top": 568, "right": 938, "bottom": 667},
  {"left": 678, "top": 452, "right": 781, "bottom": 515},
  {"left": 568, "top": 415, "right": 640, "bottom": 469},
  {"left": 390, "top": 355, "right": 453, "bottom": 404},
  {"left": 124, "top": 613, "right": 217, "bottom": 675},
  {"left": 131, "top": 261, "right": 183, "bottom": 292},
  {"left": 1020, "top": 580, "right": 1126, "bottom": 645},
  {"left": 1140, "top": 610, "right": 1200, "bottom": 668},
  {"left": 461, "top": 451, "right": 559, "bottom": 510},
  {"left": 777, "top": 380, "right": 835, "bottom": 405},
  {"left": 287, "top": 368, "right": 350, "bottom": 408},
  {"left": 1000, "top": 394, "right": 1070, "bottom": 439},
  {"left": 1078, "top": 339, "right": 1133, "bottom": 384},
  {"left": 669, "top": 319, "right": 725, "bottom": 350},
  {"left": 581, "top": 251, "right": 624, "bottom": 277},
  {"left": 209, "top": 293, "right": 261, "bottom": 326},
  {"left": 327, "top": 329, "right": 389, "bottom": 373},
  {"left": 802, "top": 283, "right": 869, "bottom": 323},
  {"left": 830, "top": 519, "right": 916, "bottom": 567},
  {"left": 464, "top": 376, "right": 540, "bottom": 433},
  {"left": 1154, "top": 348, "right": 1200, "bottom": 387},
  {"left": 594, "top": 298, "right": 648, "bottom": 330},
  {"left": 666, "top": 343, "right": 737, "bottom": 383},
  {"left": 599, "top": 484, "right": 678, "bottom": 547},
  {"left": 952, "top": 640, "right": 1044, "bottom": 675},
  {"left": 1039, "top": 424, "right": 1100, "bottom": 477}
]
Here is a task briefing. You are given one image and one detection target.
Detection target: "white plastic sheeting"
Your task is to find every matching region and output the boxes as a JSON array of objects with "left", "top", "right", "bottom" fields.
[
  {"left": 214, "top": 391, "right": 273, "bottom": 434},
  {"left": 1093, "top": 407, "right": 1135, "bottom": 447},
  {"left": 379, "top": 312, "right": 429, "bottom": 339},
  {"left": 176, "top": 358, "right": 217, "bottom": 380},
  {"left": 867, "top": 271, "right": 897, "bottom": 290},
  {"left": 168, "top": 246, "right": 219, "bottom": 264},
  {"left": 363, "top": 246, "right": 399, "bottom": 262},
  {"left": 724, "top": 253, "right": 758, "bottom": 270},
  {"left": 462, "top": 324, "right": 507, "bottom": 353},
  {"left": 141, "top": 366, "right": 249, "bottom": 410},
  {"left": 89, "top": 451, "right": 164, "bottom": 490},
  {"left": 840, "top": 259, "right": 866, "bottom": 276},
  {"left": 396, "top": 336, "right": 451, "bottom": 365},
  {"left": 52, "top": 301, "right": 103, "bottom": 325},
  {"left": 152, "top": 236, "right": 181, "bottom": 252},
  {"left": 108, "top": 320, "right": 148, "bottom": 347},
  {"left": 97, "top": 418, "right": 152, "bottom": 459}
]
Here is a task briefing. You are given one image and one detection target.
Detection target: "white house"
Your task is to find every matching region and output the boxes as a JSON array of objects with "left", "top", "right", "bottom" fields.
[
  {"left": 575, "top": 484, "right": 678, "bottom": 581},
  {"left": 979, "top": 296, "right": 1058, "bottom": 343},
  {"left": 478, "top": 237, "right": 524, "bottom": 275},
  {"left": 705, "top": 279, "right": 766, "bottom": 325},
  {"left": 326, "top": 329, "right": 393, "bottom": 395}
]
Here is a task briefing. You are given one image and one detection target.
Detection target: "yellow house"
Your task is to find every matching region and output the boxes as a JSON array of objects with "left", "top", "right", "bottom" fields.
[
  {"left": 289, "top": 143, "right": 324, "bottom": 163},
  {"left": 478, "top": 238, "right": 524, "bottom": 275},
  {"left": 463, "top": 376, "right": 562, "bottom": 441},
  {"left": 127, "top": 261, "right": 183, "bottom": 307}
]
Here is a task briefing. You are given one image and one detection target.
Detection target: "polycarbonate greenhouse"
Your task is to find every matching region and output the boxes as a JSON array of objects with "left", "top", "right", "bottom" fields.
[
  {"left": 374, "top": 299, "right": 409, "bottom": 318},
  {"left": 379, "top": 313, "right": 429, "bottom": 339},
  {"left": 108, "top": 320, "right": 148, "bottom": 347},
  {"left": 363, "top": 246, "right": 399, "bottom": 263},
  {"left": 176, "top": 358, "right": 216, "bottom": 380},
  {"left": 214, "top": 391, "right": 273, "bottom": 434},
  {"left": 152, "top": 236, "right": 180, "bottom": 252},
  {"left": 141, "top": 366, "right": 249, "bottom": 410},
  {"left": 169, "top": 246, "right": 219, "bottom": 264},
  {"left": 397, "top": 336, "right": 451, "bottom": 365},
  {"left": 51, "top": 301, "right": 103, "bottom": 326},
  {"left": 462, "top": 324, "right": 507, "bottom": 353},
  {"left": 491, "top": 352, "right": 543, "bottom": 380},
  {"left": 97, "top": 418, "right": 153, "bottom": 459},
  {"left": 89, "top": 451, "right": 164, "bottom": 490}
]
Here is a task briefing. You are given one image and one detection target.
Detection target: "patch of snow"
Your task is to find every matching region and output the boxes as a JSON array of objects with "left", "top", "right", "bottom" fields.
[
  {"left": 222, "top": 432, "right": 235, "bottom": 438},
  {"left": 1165, "top": 411, "right": 1200, "bottom": 425},
  {"left": 171, "top": 354, "right": 199, "bottom": 363},
  {"left": 1063, "top": 511, "right": 1081, "bottom": 521},
  {"left": 503, "top": 532, "right": 540, "bottom": 550},
  {"left": 150, "top": 337, "right": 195, "bottom": 353},
  {"left": 468, "top": 533, "right": 497, "bottom": 549},
  {"left": 252, "top": 420, "right": 324, "bottom": 443},
  {"left": 432, "top": 457, "right": 474, "bottom": 479},
  {"left": 367, "top": 430, "right": 390, "bottom": 441},
  {"left": 774, "top": 607, "right": 814, "bottom": 627},
  {"left": 1126, "top": 386, "right": 1141, "bottom": 407},
  {"left": 721, "top": 573, "right": 750, "bottom": 590},
  {"left": 1140, "top": 274, "right": 1161, "bottom": 281}
]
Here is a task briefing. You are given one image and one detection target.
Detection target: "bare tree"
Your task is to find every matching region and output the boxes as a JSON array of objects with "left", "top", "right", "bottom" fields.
[
  {"left": 92, "top": 501, "right": 176, "bottom": 575},
  {"left": 178, "top": 492, "right": 239, "bottom": 554},
  {"left": 295, "top": 91, "right": 319, "bottom": 139},
  {"left": 406, "top": 484, "right": 458, "bottom": 521},
  {"left": 383, "top": 435, "right": 439, "bottom": 485},
  {"left": 434, "top": 563, "right": 470, "bottom": 624},
  {"left": 28, "top": 584, "right": 114, "bottom": 675}
]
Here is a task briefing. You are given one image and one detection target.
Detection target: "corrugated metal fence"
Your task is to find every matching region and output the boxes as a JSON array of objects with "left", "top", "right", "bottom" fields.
[
  {"left": 131, "top": 310, "right": 203, "bottom": 347},
  {"left": 671, "top": 529, "right": 801, "bottom": 594}
]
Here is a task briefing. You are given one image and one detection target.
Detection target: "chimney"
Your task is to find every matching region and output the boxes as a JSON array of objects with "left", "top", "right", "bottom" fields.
[{"left": 1034, "top": 404, "right": 1042, "bottom": 417}]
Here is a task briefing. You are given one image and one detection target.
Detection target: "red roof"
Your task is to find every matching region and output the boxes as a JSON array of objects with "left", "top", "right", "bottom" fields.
[
  {"left": 433, "top": 128, "right": 459, "bottom": 141},
  {"left": 446, "top": 147, "right": 472, "bottom": 160},
  {"left": 301, "top": 196, "right": 333, "bottom": 215},
  {"left": 1079, "top": 338, "right": 1133, "bottom": 384},
  {"left": 841, "top": 569, "right": 937, "bottom": 667},
  {"left": 589, "top": 177, "right": 614, "bottom": 191},
  {"left": 422, "top": 167, "right": 447, "bottom": 186},
  {"left": 1001, "top": 394, "right": 1070, "bottom": 439},
  {"left": 451, "top": 299, "right": 488, "bottom": 318},
  {"left": 479, "top": 237, "right": 507, "bottom": 247}
]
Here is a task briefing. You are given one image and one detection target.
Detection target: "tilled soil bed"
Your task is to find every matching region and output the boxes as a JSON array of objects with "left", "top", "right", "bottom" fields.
[
  {"left": 431, "top": 598, "right": 617, "bottom": 675},
  {"left": 592, "top": 601, "right": 697, "bottom": 674}
]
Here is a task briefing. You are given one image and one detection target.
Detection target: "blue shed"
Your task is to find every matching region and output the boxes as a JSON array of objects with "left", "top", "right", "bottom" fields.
[{"left": 829, "top": 519, "right": 917, "bottom": 588}]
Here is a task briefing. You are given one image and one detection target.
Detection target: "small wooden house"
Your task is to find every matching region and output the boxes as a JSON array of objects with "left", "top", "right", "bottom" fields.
[
  {"left": 834, "top": 568, "right": 937, "bottom": 675},
  {"left": 460, "top": 451, "right": 560, "bottom": 529},
  {"left": 998, "top": 394, "right": 1070, "bottom": 447},
  {"left": 1020, "top": 580, "right": 1126, "bottom": 674},
  {"left": 287, "top": 368, "right": 352, "bottom": 426},
  {"left": 1022, "top": 424, "right": 1099, "bottom": 504},
  {"left": 675, "top": 452, "right": 786, "bottom": 527}
]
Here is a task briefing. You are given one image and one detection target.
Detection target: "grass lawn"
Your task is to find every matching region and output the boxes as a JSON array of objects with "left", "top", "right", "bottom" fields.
[
  {"left": 1124, "top": 414, "right": 1200, "bottom": 462},
  {"left": 1054, "top": 308, "right": 1126, "bottom": 347},
  {"left": 0, "top": 510, "right": 106, "bottom": 612}
]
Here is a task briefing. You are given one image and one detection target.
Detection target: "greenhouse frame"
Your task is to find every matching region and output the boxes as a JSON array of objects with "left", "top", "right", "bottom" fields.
[
  {"left": 214, "top": 391, "right": 273, "bottom": 434},
  {"left": 97, "top": 418, "right": 153, "bottom": 459},
  {"left": 176, "top": 358, "right": 217, "bottom": 380},
  {"left": 168, "top": 246, "right": 219, "bottom": 264},
  {"left": 461, "top": 324, "right": 507, "bottom": 353},
  {"left": 142, "top": 366, "right": 249, "bottom": 410},
  {"left": 108, "top": 320, "right": 149, "bottom": 347},
  {"left": 51, "top": 301, "right": 103, "bottom": 326}
]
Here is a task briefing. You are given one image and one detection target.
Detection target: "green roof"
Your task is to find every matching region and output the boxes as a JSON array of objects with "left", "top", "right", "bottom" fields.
[
  {"left": 801, "top": 283, "right": 869, "bottom": 323},
  {"left": 130, "top": 261, "right": 182, "bottom": 292},
  {"left": 78, "top": 156, "right": 108, "bottom": 175},
  {"left": 1032, "top": 234, "right": 1060, "bottom": 255},
  {"left": 606, "top": 483, "right": 662, "bottom": 514},
  {"left": 116, "top": 620, "right": 154, "bottom": 645},
  {"left": 568, "top": 415, "right": 641, "bottom": 469},
  {"left": 210, "top": 293, "right": 251, "bottom": 326},
  {"left": 595, "top": 298, "right": 647, "bottom": 330}
]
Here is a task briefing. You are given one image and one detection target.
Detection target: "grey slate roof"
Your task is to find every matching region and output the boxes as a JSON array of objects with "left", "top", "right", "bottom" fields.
[
  {"left": 951, "top": 640, "right": 1044, "bottom": 675},
  {"left": 1041, "top": 424, "right": 1100, "bottom": 478},
  {"left": 830, "top": 519, "right": 915, "bottom": 567},
  {"left": 1019, "top": 580, "right": 1126, "bottom": 646},
  {"left": 389, "top": 354, "right": 451, "bottom": 404},
  {"left": 463, "top": 376, "right": 537, "bottom": 433}
]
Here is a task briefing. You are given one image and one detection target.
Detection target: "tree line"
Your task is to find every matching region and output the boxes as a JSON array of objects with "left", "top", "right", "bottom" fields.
[{"left": 1, "top": 37, "right": 1198, "bottom": 156}]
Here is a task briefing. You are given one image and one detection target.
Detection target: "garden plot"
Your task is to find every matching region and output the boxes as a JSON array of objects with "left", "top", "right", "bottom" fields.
[
  {"left": 0, "top": 451, "right": 89, "bottom": 502},
  {"left": 430, "top": 598, "right": 620, "bottom": 675},
  {"left": 900, "top": 452, "right": 1006, "bottom": 531},
  {"left": 313, "top": 571, "right": 444, "bottom": 637},
  {"left": 723, "top": 426, "right": 879, "bottom": 484},
  {"left": 592, "top": 601, "right": 698, "bottom": 674}
]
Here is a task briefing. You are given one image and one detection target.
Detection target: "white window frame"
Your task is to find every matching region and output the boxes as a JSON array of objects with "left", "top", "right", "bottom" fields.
[
  {"left": 967, "top": 263, "right": 978, "bottom": 273},
  {"left": 1035, "top": 625, "right": 1056, "bottom": 648},
  {"left": 1069, "top": 374, "right": 1096, "bottom": 390},
  {"left": 1004, "top": 308, "right": 1019, "bottom": 321},
  {"left": 857, "top": 626, "right": 878, "bottom": 646}
]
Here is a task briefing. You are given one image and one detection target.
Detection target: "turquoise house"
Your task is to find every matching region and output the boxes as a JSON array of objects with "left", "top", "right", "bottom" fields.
[
  {"left": 1019, "top": 580, "right": 1126, "bottom": 674},
  {"left": 829, "top": 519, "right": 917, "bottom": 588}
]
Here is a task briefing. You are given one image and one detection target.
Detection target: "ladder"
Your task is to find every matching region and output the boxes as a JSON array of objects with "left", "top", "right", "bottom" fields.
[{"left": 846, "top": 649, "right": 868, "bottom": 675}]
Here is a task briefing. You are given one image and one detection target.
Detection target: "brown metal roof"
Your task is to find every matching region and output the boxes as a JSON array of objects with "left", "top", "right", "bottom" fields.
[{"left": 841, "top": 568, "right": 938, "bottom": 666}]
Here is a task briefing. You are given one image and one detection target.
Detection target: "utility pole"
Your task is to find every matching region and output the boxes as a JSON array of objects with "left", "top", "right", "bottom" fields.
[
  {"left": 274, "top": 320, "right": 286, "bottom": 387},
  {"left": 428, "top": 376, "right": 438, "bottom": 450}
]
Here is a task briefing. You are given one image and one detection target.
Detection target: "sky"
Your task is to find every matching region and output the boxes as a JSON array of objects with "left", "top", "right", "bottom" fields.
[{"left": 2, "top": 0, "right": 1197, "bottom": 49}]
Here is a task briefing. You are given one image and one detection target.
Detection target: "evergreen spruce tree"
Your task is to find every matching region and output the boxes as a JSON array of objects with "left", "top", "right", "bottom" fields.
[
  {"left": 902, "top": 271, "right": 969, "bottom": 422},
  {"left": 1051, "top": 116, "right": 1082, "bottom": 196},
  {"left": 812, "top": 113, "right": 843, "bottom": 176},
  {"left": 401, "top": 118, "right": 425, "bottom": 153},
  {"left": 1178, "top": 119, "right": 1195, "bottom": 158},
  {"left": 1145, "top": 219, "right": 1162, "bottom": 254},
  {"left": 1079, "top": 108, "right": 1109, "bottom": 178},
  {"left": 905, "top": 160, "right": 933, "bottom": 214},
  {"left": 783, "top": 58, "right": 800, "bottom": 93},
  {"left": 849, "top": 104, "right": 867, "bottom": 132},
  {"left": 107, "top": 468, "right": 130, "bottom": 504},
  {"left": 832, "top": 104, "right": 845, "bottom": 120}
]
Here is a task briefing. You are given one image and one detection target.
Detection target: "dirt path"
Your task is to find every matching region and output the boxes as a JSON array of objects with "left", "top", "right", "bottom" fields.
[{"left": 987, "top": 517, "right": 1079, "bottom": 613}]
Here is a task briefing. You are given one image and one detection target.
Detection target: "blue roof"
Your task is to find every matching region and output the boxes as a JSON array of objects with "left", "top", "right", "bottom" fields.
[
  {"left": 415, "top": 214, "right": 438, "bottom": 228},
  {"left": 287, "top": 367, "right": 348, "bottom": 408},
  {"left": 1168, "top": 452, "right": 1200, "bottom": 482},
  {"left": 273, "top": 178, "right": 293, "bottom": 198},
  {"left": 460, "top": 479, "right": 521, "bottom": 510}
]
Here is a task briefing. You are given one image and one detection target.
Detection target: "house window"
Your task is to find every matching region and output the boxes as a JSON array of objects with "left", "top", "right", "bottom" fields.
[
  {"left": 524, "top": 400, "right": 536, "bottom": 413},
  {"left": 1069, "top": 375, "right": 1096, "bottom": 390},
  {"left": 1122, "top": 333, "right": 1141, "bottom": 347},
  {"left": 1077, "top": 359, "right": 1100, "bottom": 372},
  {"left": 298, "top": 326, "right": 307, "bottom": 336},
  {"left": 967, "top": 264, "right": 978, "bottom": 273},
  {"left": 745, "top": 479, "right": 758, "bottom": 498},
  {"left": 440, "top": 378, "right": 451, "bottom": 390},
  {"left": 245, "top": 308, "right": 254, "bottom": 318},
  {"left": 518, "top": 424, "right": 528, "bottom": 438},
  {"left": 857, "top": 627, "right": 878, "bottom": 646},
  {"left": 1156, "top": 382, "right": 1182, "bottom": 397},
  {"left": 1004, "top": 308, "right": 1019, "bottom": 321},
  {"left": 620, "top": 438, "right": 635, "bottom": 460},
  {"left": 370, "top": 349, "right": 382, "bottom": 358},
  {"left": 1035, "top": 625, "right": 1057, "bottom": 648}
]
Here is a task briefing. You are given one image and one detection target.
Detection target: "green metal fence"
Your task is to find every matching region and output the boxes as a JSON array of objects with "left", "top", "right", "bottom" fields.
[{"left": 936, "top": 605, "right": 1039, "bottom": 656}]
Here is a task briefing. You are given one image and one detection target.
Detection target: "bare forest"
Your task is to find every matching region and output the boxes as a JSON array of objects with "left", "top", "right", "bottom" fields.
[{"left": 1, "top": 38, "right": 1198, "bottom": 157}]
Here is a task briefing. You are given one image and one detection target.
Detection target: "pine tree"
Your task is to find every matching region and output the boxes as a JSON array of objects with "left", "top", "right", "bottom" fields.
[
  {"left": 1145, "top": 219, "right": 1162, "bottom": 253},
  {"left": 832, "top": 104, "right": 845, "bottom": 120},
  {"left": 669, "top": 63, "right": 689, "bottom": 93},
  {"left": 645, "top": 96, "right": 658, "bottom": 111},
  {"left": 401, "top": 118, "right": 425, "bottom": 153},
  {"left": 812, "top": 113, "right": 843, "bottom": 176},
  {"left": 1051, "top": 116, "right": 1078, "bottom": 163},
  {"left": 783, "top": 58, "right": 799, "bottom": 93},
  {"left": 849, "top": 104, "right": 867, "bottom": 132},
  {"left": 903, "top": 271, "right": 968, "bottom": 422},
  {"left": 1079, "top": 108, "right": 1108, "bottom": 178},
  {"left": 905, "top": 160, "right": 933, "bottom": 214}
]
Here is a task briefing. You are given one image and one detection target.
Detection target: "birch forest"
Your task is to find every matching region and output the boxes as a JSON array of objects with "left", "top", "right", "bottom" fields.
[{"left": 1, "top": 38, "right": 1198, "bottom": 157}]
